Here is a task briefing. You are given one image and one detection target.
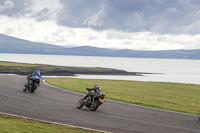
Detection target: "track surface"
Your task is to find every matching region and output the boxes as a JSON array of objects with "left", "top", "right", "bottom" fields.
[{"left": 0, "top": 74, "right": 200, "bottom": 133}]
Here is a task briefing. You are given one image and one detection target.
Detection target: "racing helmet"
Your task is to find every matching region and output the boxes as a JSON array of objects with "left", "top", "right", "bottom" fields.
[
  {"left": 94, "top": 84, "right": 101, "bottom": 93},
  {"left": 35, "top": 70, "right": 41, "bottom": 78},
  {"left": 94, "top": 84, "right": 99, "bottom": 88},
  {"left": 35, "top": 70, "right": 40, "bottom": 73}
]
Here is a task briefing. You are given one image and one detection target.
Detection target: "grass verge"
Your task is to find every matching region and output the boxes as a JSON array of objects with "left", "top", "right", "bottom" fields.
[
  {"left": 0, "top": 114, "right": 101, "bottom": 133},
  {"left": 46, "top": 77, "right": 200, "bottom": 115},
  {"left": 0, "top": 61, "right": 137, "bottom": 76}
]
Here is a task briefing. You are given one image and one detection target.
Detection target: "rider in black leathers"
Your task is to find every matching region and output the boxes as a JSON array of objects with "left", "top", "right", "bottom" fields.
[{"left": 84, "top": 84, "right": 101, "bottom": 103}]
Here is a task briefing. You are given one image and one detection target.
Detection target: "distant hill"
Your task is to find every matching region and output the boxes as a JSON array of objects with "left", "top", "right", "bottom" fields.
[{"left": 0, "top": 33, "right": 200, "bottom": 59}]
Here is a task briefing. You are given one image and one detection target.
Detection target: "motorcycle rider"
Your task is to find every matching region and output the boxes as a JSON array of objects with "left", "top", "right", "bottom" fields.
[
  {"left": 26, "top": 70, "right": 41, "bottom": 87},
  {"left": 84, "top": 84, "right": 101, "bottom": 103}
]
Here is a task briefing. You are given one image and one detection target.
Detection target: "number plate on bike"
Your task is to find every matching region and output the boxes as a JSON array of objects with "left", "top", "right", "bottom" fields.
[{"left": 99, "top": 98, "right": 104, "bottom": 103}]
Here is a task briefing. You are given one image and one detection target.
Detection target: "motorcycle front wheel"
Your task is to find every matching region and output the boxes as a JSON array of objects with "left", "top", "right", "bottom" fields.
[
  {"left": 30, "top": 83, "right": 37, "bottom": 93},
  {"left": 77, "top": 98, "right": 84, "bottom": 109},
  {"left": 23, "top": 85, "right": 26, "bottom": 92}
]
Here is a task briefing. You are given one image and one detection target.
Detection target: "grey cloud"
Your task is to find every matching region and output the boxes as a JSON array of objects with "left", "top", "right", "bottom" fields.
[
  {"left": 31, "top": 7, "right": 55, "bottom": 21},
  {"left": 35, "top": 8, "right": 50, "bottom": 21},
  {"left": 2, "top": 0, "right": 200, "bottom": 35},
  {"left": 0, "top": 0, "right": 58, "bottom": 22},
  {"left": 57, "top": 0, "right": 200, "bottom": 34},
  {"left": 83, "top": 3, "right": 107, "bottom": 27},
  {"left": 0, "top": 0, "right": 31, "bottom": 16},
  {"left": 57, "top": 0, "right": 104, "bottom": 27},
  {"left": 0, "top": 0, "right": 14, "bottom": 11}
]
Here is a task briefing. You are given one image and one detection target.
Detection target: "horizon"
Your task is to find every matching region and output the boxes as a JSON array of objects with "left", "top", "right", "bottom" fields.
[
  {"left": 1, "top": 33, "right": 200, "bottom": 51},
  {"left": 1, "top": 0, "right": 200, "bottom": 50}
]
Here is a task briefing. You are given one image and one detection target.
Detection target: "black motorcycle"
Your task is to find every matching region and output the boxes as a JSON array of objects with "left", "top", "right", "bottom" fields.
[
  {"left": 77, "top": 88, "right": 105, "bottom": 111},
  {"left": 198, "top": 113, "right": 200, "bottom": 121},
  {"left": 23, "top": 76, "right": 40, "bottom": 93}
]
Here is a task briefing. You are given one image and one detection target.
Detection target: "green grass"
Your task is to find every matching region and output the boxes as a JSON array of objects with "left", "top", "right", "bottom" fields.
[
  {"left": 0, "top": 61, "right": 104, "bottom": 70},
  {"left": 0, "top": 62, "right": 37, "bottom": 67},
  {"left": 0, "top": 61, "right": 101, "bottom": 70},
  {"left": 0, "top": 61, "right": 105, "bottom": 133},
  {"left": 0, "top": 114, "right": 100, "bottom": 133},
  {"left": 0, "top": 61, "right": 114, "bottom": 75},
  {"left": 46, "top": 77, "right": 200, "bottom": 115}
]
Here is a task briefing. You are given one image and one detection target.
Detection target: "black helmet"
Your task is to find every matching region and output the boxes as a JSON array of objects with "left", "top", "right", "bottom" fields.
[{"left": 94, "top": 84, "right": 99, "bottom": 88}]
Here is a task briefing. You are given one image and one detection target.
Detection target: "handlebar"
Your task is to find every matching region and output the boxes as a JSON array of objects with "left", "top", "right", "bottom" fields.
[{"left": 86, "top": 88, "right": 93, "bottom": 91}]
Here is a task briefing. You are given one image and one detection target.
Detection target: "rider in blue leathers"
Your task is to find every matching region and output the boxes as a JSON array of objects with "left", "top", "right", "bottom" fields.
[{"left": 26, "top": 70, "right": 41, "bottom": 86}]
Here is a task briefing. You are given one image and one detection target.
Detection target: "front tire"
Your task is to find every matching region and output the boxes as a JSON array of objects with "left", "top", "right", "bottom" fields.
[
  {"left": 23, "top": 85, "right": 26, "bottom": 92},
  {"left": 198, "top": 113, "right": 200, "bottom": 121},
  {"left": 77, "top": 98, "right": 84, "bottom": 109},
  {"left": 30, "top": 84, "right": 37, "bottom": 93}
]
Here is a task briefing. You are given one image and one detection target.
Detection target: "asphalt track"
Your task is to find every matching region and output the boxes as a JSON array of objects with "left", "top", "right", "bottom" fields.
[{"left": 0, "top": 74, "right": 200, "bottom": 133}]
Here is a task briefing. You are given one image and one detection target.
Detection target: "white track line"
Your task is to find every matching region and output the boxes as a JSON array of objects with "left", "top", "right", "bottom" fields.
[
  {"left": 0, "top": 111, "right": 110, "bottom": 133},
  {"left": 43, "top": 78, "right": 198, "bottom": 117}
]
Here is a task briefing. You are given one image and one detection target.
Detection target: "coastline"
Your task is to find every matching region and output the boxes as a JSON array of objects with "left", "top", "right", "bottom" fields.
[{"left": 0, "top": 61, "right": 154, "bottom": 76}]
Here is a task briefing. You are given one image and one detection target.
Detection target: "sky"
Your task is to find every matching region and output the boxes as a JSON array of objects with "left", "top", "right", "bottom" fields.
[{"left": 0, "top": 0, "right": 200, "bottom": 50}]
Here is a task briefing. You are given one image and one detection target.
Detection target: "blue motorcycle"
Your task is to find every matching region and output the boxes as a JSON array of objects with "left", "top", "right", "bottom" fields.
[
  {"left": 23, "top": 70, "right": 41, "bottom": 93},
  {"left": 23, "top": 76, "right": 40, "bottom": 93}
]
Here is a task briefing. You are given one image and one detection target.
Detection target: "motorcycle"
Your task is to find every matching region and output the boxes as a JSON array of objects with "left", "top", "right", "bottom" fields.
[
  {"left": 77, "top": 88, "right": 105, "bottom": 111},
  {"left": 23, "top": 76, "right": 40, "bottom": 93}
]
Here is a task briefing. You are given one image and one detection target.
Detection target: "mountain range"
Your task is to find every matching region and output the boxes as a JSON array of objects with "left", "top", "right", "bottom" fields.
[{"left": 0, "top": 33, "right": 200, "bottom": 60}]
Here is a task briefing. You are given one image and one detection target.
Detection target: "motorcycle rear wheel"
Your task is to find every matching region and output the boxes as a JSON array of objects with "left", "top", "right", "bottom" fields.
[
  {"left": 77, "top": 98, "right": 84, "bottom": 109},
  {"left": 90, "top": 99, "right": 99, "bottom": 111}
]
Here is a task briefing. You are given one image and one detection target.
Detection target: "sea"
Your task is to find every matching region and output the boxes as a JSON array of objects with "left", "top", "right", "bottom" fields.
[{"left": 0, "top": 53, "right": 200, "bottom": 85}]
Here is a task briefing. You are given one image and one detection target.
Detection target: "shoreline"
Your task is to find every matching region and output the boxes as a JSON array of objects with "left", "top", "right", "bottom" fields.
[{"left": 0, "top": 61, "right": 156, "bottom": 76}]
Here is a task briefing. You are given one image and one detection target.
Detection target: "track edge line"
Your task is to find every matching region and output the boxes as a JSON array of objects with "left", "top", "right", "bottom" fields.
[
  {"left": 0, "top": 111, "right": 110, "bottom": 133},
  {"left": 43, "top": 78, "right": 197, "bottom": 117}
]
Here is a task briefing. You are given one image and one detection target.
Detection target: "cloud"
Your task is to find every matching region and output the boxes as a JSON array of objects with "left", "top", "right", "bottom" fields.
[
  {"left": 1, "top": 14, "right": 200, "bottom": 51},
  {"left": 84, "top": 3, "right": 107, "bottom": 27},
  {"left": 0, "top": 0, "right": 14, "bottom": 11},
  {"left": 1, "top": 0, "right": 200, "bottom": 50},
  {"left": 0, "top": 0, "right": 60, "bottom": 22},
  {"left": 56, "top": 0, "right": 200, "bottom": 34},
  {"left": 2, "top": 0, "right": 200, "bottom": 35},
  {"left": 0, "top": 0, "right": 31, "bottom": 16},
  {"left": 27, "top": 7, "right": 57, "bottom": 21},
  {"left": 29, "top": 0, "right": 61, "bottom": 21},
  {"left": 57, "top": 0, "right": 104, "bottom": 27}
]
